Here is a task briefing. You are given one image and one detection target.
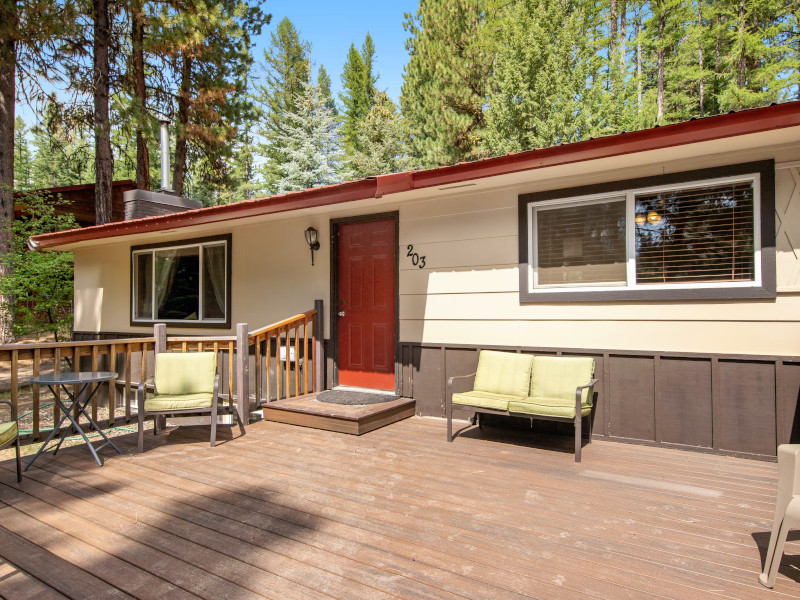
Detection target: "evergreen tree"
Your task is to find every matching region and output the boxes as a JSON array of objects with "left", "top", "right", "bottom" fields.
[
  {"left": 401, "top": 0, "right": 496, "bottom": 167},
  {"left": 256, "top": 17, "right": 311, "bottom": 194},
  {"left": 13, "top": 117, "right": 32, "bottom": 190},
  {"left": 347, "top": 91, "right": 412, "bottom": 178},
  {"left": 340, "top": 33, "right": 378, "bottom": 152},
  {"left": 30, "top": 100, "right": 94, "bottom": 188},
  {"left": 317, "top": 64, "right": 337, "bottom": 114},
  {"left": 482, "top": 0, "right": 598, "bottom": 155},
  {"left": 275, "top": 82, "right": 346, "bottom": 193}
]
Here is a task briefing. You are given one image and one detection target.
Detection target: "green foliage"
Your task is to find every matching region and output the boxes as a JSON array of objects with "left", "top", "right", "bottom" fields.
[
  {"left": 256, "top": 17, "right": 312, "bottom": 194},
  {"left": 347, "top": 91, "right": 413, "bottom": 178},
  {"left": 340, "top": 33, "right": 378, "bottom": 152},
  {"left": 0, "top": 192, "right": 78, "bottom": 341},
  {"left": 29, "top": 99, "right": 94, "bottom": 188},
  {"left": 275, "top": 82, "right": 347, "bottom": 193},
  {"left": 483, "top": 0, "right": 599, "bottom": 155},
  {"left": 13, "top": 117, "right": 33, "bottom": 191},
  {"left": 400, "top": 0, "right": 496, "bottom": 168}
]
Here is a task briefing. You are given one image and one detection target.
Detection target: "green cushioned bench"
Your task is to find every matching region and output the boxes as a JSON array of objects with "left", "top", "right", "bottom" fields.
[{"left": 445, "top": 350, "right": 598, "bottom": 462}]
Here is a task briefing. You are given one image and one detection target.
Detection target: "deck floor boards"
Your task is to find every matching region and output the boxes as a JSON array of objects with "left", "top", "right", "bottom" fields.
[{"left": 0, "top": 416, "right": 797, "bottom": 599}]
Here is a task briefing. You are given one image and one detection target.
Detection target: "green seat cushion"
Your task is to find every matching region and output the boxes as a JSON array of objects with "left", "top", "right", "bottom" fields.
[
  {"left": 145, "top": 393, "right": 213, "bottom": 412},
  {"left": 452, "top": 391, "right": 521, "bottom": 411},
  {"left": 531, "top": 356, "right": 595, "bottom": 404},
  {"left": 155, "top": 352, "right": 216, "bottom": 396},
  {"left": 509, "top": 397, "right": 592, "bottom": 419},
  {"left": 473, "top": 350, "right": 534, "bottom": 397},
  {"left": 0, "top": 421, "right": 18, "bottom": 447}
]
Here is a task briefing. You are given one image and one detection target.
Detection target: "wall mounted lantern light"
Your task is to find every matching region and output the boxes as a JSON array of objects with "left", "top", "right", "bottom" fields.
[{"left": 304, "top": 227, "right": 320, "bottom": 266}]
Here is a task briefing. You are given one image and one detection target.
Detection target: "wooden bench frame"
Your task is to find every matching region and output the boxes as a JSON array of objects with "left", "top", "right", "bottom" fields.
[{"left": 446, "top": 371, "right": 598, "bottom": 462}]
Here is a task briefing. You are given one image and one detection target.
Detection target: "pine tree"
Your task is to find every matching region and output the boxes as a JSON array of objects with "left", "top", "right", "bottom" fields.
[
  {"left": 13, "top": 117, "right": 32, "bottom": 190},
  {"left": 256, "top": 17, "right": 311, "bottom": 194},
  {"left": 400, "top": 0, "right": 496, "bottom": 168},
  {"left": 317, "top": 65, "right": 337, "bottom": 114},
  {"left": 340, "top": 33, "right": 378, "bottom": 152},
  {"left": 347, "top": 91, "right": 412, "bottom": 178},
  {"left": 275, "top": 82, "right": 346, "bottom": 193},
  {"left": 482, "top": 0, "right": 598, "bottom": 155},
  {"left": 30, "top": 99, "right": 94, "bottom": 188}
]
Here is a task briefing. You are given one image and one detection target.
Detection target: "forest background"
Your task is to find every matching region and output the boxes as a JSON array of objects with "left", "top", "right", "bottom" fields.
[{"left": 0, "top": 0, "right": 798, "bottom": 340}]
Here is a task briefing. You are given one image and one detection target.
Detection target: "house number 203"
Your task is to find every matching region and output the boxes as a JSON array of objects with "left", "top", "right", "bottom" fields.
[{"left": 406, "top": 245, "right": 426, "bottom": 269}]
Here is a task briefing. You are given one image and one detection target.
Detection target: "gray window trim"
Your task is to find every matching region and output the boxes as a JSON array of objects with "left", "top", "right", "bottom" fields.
[{"left": 518, "top": 160, "right": 776, "bottom": 302}]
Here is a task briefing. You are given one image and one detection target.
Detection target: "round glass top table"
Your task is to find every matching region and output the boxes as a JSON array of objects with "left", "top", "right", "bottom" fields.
[{"left": 25, "top": 371, "right": 122, "bottom": 471}]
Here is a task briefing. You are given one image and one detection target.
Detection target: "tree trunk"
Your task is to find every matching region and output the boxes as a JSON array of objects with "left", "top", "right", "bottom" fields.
[
  {"left": 609, "top": 0, "right": 618, "bottom": 92},
  {"left": 172, "top": 55, "right": 191, "bottom": 196},
  {"left": 698, "top": 5, "right": 704, "bottom": 118},
  {"left": 619, "top": 0, "right": 627, "bottom": 70},
  {"left": 132, "top": 0, "right": 149, "bottom": 191},
  {"left": 93, "top": 0, "right": 113, "bottom": 224},
  {"left": 736, "top": 0, "right": 747, "bottom": 99},
  {"left": 636, "top": 1, "right": 642, "bottom": 113},
  {"left": 656, "top": 11, "right": 665, "bottom": 124},
  {"left": 0, "top": 1, "right": 17, "bottom": 343}
]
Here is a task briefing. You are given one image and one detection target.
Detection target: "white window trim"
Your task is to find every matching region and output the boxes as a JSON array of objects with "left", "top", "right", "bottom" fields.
[
  {"left": 131, "top": 239, "right": 229, "bottom": 324},
  {"left": 526, "top": 173, "right": 762, "bottom": 295}
]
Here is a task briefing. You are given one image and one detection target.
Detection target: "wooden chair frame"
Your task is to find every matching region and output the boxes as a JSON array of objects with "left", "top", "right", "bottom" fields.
[
  {"left": 137, "top": 371, "right": 245, "bottom": 453},
  {"left": 0, "top": 400, "right": 22, "bottom": 482},
  {"left": 446, "top": 372, "right": 598, "bottom": 462}
]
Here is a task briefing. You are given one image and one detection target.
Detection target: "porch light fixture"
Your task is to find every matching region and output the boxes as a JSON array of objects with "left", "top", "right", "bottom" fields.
[{"left": 304, "top": 227, "right": 320, "bottom": 266}]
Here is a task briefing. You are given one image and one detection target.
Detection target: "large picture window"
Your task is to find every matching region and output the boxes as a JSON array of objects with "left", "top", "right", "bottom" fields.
[
  {"left": 131, "top": 234, "right": 231, "bottom": 327},
  {"left": 519, "top": 161, "right": 775, "bottom": 301}
]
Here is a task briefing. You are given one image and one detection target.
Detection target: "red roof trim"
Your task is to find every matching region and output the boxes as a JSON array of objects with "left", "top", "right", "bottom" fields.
[{"left": 31, "top": 102, "right": 800, "bottom": 250}]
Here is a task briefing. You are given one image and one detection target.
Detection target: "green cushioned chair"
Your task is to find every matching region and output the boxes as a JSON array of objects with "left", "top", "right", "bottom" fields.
[
  {"left": 446, "top": 351, "right": 598, "bottom": 462},
  {"left": 137, "top": 352, "right": 245, "bottom": 452},
  {"left": 0, "top": 400, "right": 22, "bottom": 482}
]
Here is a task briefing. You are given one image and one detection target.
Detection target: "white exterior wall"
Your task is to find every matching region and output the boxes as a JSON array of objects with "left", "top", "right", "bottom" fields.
[{"left": 72, "top": 130, "right": 800, "bottom": 357}]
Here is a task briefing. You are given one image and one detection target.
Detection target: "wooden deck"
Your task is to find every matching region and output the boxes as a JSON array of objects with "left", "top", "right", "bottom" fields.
[{"left": 0, "top": 416, "right": 797, "bottom": 599}]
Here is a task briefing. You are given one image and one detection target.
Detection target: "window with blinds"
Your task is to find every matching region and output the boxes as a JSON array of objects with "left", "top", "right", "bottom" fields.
[
  {"left": 527, "top": 174, "right": 759, "bottom": 293},
  {"left": 535, "top": 199, "right": 627, "bottom": 286},
  {"left": 634, "top": 181, "right": 755, "bottom": 284}
]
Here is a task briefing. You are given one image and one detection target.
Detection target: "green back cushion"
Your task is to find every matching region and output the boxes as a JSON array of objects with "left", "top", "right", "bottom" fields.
[
  {"left": 155, "top": 352, "right": 216, "bottom": 396},
  {"left": 530, "top": 356, "right": 595, "bottom": 403},
  {"left": 473, "top": 350, "right": 534, "bottom": 397}
]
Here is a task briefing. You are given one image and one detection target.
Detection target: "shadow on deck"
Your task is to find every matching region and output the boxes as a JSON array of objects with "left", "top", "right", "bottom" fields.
[{"left": 0, "top": 416, "right": 797, "bottom": 599}]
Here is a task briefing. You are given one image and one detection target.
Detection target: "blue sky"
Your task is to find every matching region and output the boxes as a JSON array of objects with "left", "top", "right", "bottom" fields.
[
  {"left": 254, "top": 1, "right": 418, "bottom": 104},
  {"left": 16, "top": 1, "right": 418, "bottom": 126}
]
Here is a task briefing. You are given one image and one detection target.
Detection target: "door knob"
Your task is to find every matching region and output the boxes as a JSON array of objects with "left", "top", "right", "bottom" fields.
[{"left": 338, "top": 311, "right": 346, "bottom": 317}]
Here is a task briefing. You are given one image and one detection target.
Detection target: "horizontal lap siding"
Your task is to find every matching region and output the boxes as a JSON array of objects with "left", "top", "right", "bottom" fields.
[{"left": 397, "top": 162, "right": 800, "bottom": 458}]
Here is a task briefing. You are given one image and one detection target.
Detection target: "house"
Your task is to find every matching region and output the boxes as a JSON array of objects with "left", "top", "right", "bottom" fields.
[
  {"left": 29, "top": 101, "right": 800, "bottom": 459},
  {"left": 15, "top": 180, "right": 135, "bottom": 226}
]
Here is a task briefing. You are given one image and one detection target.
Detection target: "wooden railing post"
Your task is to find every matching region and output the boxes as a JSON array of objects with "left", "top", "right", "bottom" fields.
[
  {"left": 153, "top": 324, "right": 167, "bottom": 428},
  {"left": 314, "top": 299, "right": 324, "bottom": 393},
  {"left": 154, "top": 323, "right": 167, "bottom": 355},
  {"left": 236, "top": 323, "right": 249, "bottom": 425}
]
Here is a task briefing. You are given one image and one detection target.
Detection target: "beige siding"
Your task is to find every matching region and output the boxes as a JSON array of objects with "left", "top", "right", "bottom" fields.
[{"left": 72, "top": 131, "right": 800, "bottom": 356}]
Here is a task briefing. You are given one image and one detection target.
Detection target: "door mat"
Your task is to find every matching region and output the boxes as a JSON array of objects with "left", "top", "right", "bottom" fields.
[{"left": 315, "top": 390, "right": 399, "bottom": 406}]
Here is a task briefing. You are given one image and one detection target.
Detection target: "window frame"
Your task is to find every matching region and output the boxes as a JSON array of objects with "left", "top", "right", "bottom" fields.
[
  {"left": 518, "top": 160, "right": 775, "bottom": 302},
  {"left": 130, "top": 233, "right": 232, "bottom": 328}
]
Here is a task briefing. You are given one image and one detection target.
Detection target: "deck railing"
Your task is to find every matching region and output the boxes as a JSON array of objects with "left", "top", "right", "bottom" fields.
[
  {"left": 249, "top": 299, "right": 323, "bottom": 404},
  {"left": 0, "top": 300, "right": 325, "bottom": 444},
  {"left": 0, "top": 338, "right": 155, "bottom": 442}
]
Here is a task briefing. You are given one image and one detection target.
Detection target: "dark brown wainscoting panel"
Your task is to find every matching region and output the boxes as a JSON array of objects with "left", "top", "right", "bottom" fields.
[
  {"left": 716, "top": 360, "right": 776, "bottom": 456},
  {"left": 610, "top": 356, "right": 656, "bottom": 442},
  {"left": 656, "top": 358, "right": 713, "bottom": 448},
  {"left": 400, "top": 342, "right": 800, "bottom": 459},
  {"left": 777, "top": 361, "right": 800, "bottom": 447}
]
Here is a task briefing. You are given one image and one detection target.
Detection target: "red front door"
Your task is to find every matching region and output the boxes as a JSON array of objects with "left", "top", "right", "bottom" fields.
[{"left": 337, "top": 218, "right": 396, "bottom": 390}]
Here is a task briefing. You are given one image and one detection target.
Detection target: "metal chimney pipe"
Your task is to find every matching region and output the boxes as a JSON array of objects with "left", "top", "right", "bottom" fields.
[{"left": 159, "top": 118, "right": 171, "bottom": 191}]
